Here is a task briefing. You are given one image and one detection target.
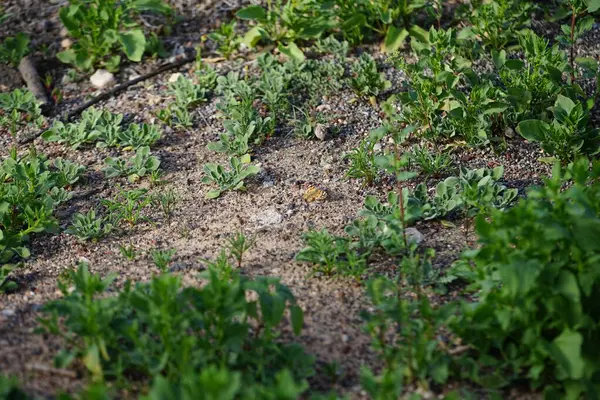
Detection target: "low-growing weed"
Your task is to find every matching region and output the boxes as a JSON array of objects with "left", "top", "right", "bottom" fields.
[
  {"left": 53, "top": 158, "right": 86, "bottom": 187},
  {"left": 0, "top": 148, "right": 76, "bottom": 271},
  {"left": 57, "top": 0, "right": 172, "bottom": 71},
  {"left": 201, "top": 157, "right": 261, "bottom": 199},
  {"left": 228, "top": 230, "right": 255, "bottom": 268},
  {"left": 101, "top": 188, "right": 152, "bottom": 226},
  {"left": 152, "top": 189, "right": 177, "bottom": 222},
  {"left": 209, "top": 20, "right": 240, "bottom": 59},
  {"left": 103, "top": 146, "right": 160, "bottom": 182},
  {"left": 296, "top": 229, "right": 368, "bottom": 279},
  {"left": 518, "top": 94, "right": 600, "bottom": 162},
  {"left": 0, "top": 88, "right": 44, "bottom": 139},
  {"left": 39, "top": 261, "right": 314, "bottom": 395},
  {"left": 409, "top": 145, "right": 454, "bottom": 177},
  {"left": 360, "top": 276, "right": 455, "bottom": 392},
  {"left": 236, "top": 1, "right": 335, "bottom": 61},
  {"left": 460, "top": 0, "right": 534, "bottom": 51},
  {"left": 150, "top": 248, "right": 176, "bottom": 272},
  {"left": 119, "top": 243, "right": 137, "bottom": 261},
  {"left": 349, "top": 53, "right": 391, "bottom": 98},
  {"left": 411, "top": 165, "right": 518, "bottom": 221},
  {"left": 117, "top": 123, "right": 161, "bottom": 149},
  {"left": 0, "top": 32, "right": 30, "bottom": 66},
  {"left": 169, "top": 75, "right": 209, "bottom": 109},
  {"left": 450, "top": 157, "right": 600, "bottom": 396},
  {"left": 66, "top": 209, "right": 114, "bottom": 242},
  {"left": 344, "top": 136, "right": 380, "bottom": 186}
]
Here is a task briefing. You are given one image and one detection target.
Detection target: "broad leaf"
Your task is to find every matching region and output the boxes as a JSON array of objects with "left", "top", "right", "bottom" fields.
[
  {"left": 120, "top": 29, "right": 146, "bottom": 62},
  {"left": 236, "top": 5, "right": 266, "bottom": 21},
  {"left": 382, "top": 26, "right": 408, "bottom": 53}
]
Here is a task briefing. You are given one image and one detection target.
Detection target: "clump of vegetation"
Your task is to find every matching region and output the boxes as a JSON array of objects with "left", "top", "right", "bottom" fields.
[
  {"left": 0, "top": 89, "right": 44, "bottom": 140},
  {"left": 39, "top": 260, "right": 313, "bottom": 397},
  {"left": 57, "top": 0, "right": 173, "bottom": 71},
  {"left": 0, "top": 32, "right": 30, "bottom": 66},
  {"left": 202, "top": 157, "right": 261, "bottom": 199},
  {"left": 0, "top": 149, "right": 84, "bottom": 291}
]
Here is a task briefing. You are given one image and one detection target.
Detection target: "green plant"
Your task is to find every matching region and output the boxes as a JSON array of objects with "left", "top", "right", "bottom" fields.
[
  {"left": 152, "top": 189, "right": 177, "bottom": 222},
  {"left": 411, "top": 165, "right": 518, "bottom": 221},
  {"left": 39, "top": 261, "right": 313, "bottom": 395},
  {"left": 103, "top": 146, "right": 160, "bottom": 182},
  {"left": 334, "top": 0, "right": 427, "bottom": 51},
  {"left": 57, "top": 0, "right": 172, "bottom": 71},
  {"left": 209, "top": 20, "right": 240, "bottom": 59},
  {"left": 0, "top": 264, "right": 19, "bottom": 293},
  {"left": 66, "top": 209, "right": 114, "bottom": 242},
  {"left": 201, "top": 157, "right": 261, "bottom": 199},
  {"left": 228, "top": 230, "right": 255, "bottom": 268},
  {"left": 360, "top": 276, "right": 455, "bottom": 393},
  {"left": 518, "top": 95, "right": 600, "bottom": 163},
  {"left": 43, "top": 107, "right": 126, "bottom": 149},
  {"left": 557, "top": 0, "right": 600, "bottom": 82},
  {"left": 495, "top": 30, "right": 569, "bottom": 124},
  {"left": 450, "top": 157, "right": 600, "bottom": 396},
  {"left": 207, "top": 120, "right": 254, "bottom": 157},
  {"left": 349, "top": 53, "right": 391, "bottom": 98},
  {"left": 0, "top": 375, "right": 27, "bottom": 399},
  {"left": 0, "top": 32, "right": 30, "bottom": 66},
  {"left": 53, "top": 158, "right": 86, "bottom": 187},
  {"left": 296, "top": 229, "right": 368, "bottom": 278},
  {"left": 117, "top": 123, "right": 161, "bottom": 149},
  {"left": 169, "top": 75, "right": 209, "bottom": 109},
  {"left": 409, "top": 145, "right": 453, "bottom": 177},
  {"left": 344, "top": 134, "right": 380, "bottom": 186},
  {"left": 101, "top": 188, "right": 152, "bottom": 226},
  {"left": 0, "top": 88, "right": 44, "bottom": 139},
  {"left": 119, "top": 243, "right": 137, "bottom": 261},
  {"left": 1, "top": 148, "right": 75, "bottom": 273},
  {"left": 236, "top": 0, "right": 335, "bottom": 61},
  {"left": 150, "top": 248, "right": 176, "bottom": 272},
  {"left": 460, "top": 0, "right": 534, "bottom": 51},
  {"left": 291, "top": 107, "right": 327, "bottom": 140}
]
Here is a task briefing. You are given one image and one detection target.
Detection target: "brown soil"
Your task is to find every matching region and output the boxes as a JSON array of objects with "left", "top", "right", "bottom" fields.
[{"left": 0, "top": 1, "right": 596, "bottom": 399}]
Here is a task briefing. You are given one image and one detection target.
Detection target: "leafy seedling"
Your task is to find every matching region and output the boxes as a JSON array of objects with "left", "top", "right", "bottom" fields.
[{"left": 201, "top": 157, "right": 260, "bottom": 199}]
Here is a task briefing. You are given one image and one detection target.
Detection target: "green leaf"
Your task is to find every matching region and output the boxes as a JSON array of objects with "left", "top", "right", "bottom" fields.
[
  {"left": 241, "top": 26, "right": 263, "bottom": 48},
  {"left": 518, "top": 120, "right": 547, "bottom": 142},
  {"left": 382, "top": 26, "right": 408, "bottom": 53},
  {"left": 120, "top": 29, "right": 146, "bottom": 62},
  {"left": 236, "top": 5, "right": 266, "bottom": 21},
  {"left": 206, "top": 190, "right": 221, "bottom": 199},
  {"left": 587, "top": 0, "right": 600, "bottom": 12},
  {"left": 504, "top": 59, "right": 525, "bottom": 70},
  {"left": 56, "top": 49, "right": 77, "bottom": 65},
  {"left": 491, "top": 49, "right": 506, "bottom": 69},
  {"left": 341, "top": 14, "right": 367, "bottom": 31},
  {"left": 408, "top": 25, "right": 429, "bottom": 44},
  {"left": 278, "top": 42, "right": 305, "bottom": 63},
  {"left": 551, "top": 330, "right": 584, "bottom": 379},
  {"left": 131, "top": 0, "right": 171, "bottom": 14},
  {"left": 554, "top": 94, "right": 576, "bottom": 115},
  {"left": 290, "top": 305, "right": 303, "bottom": 336}
]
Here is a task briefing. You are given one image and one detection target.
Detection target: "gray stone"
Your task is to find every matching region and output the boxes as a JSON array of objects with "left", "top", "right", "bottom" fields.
[
  {"left": 405, "top": 227, "right": 424, "bottom": 245},
  {"left": 90, "top": 69, "right": 116, "bottom": 89},
  {"left": 251, "top": 207, "right": 283, "bottom": 227}
]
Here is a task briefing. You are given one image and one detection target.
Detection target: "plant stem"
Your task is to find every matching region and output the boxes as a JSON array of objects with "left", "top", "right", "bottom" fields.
[
  {"left": 394, "top": 143, "right": 408, "bottom": 250},
  {"left": 570, "top": 5, "right": 577, "bottom": 83}
]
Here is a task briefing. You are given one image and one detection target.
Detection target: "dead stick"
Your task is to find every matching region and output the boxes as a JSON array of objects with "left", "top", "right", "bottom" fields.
[
  {"left": 19, "top": 54, "right": 197, "bottom": 145},
  {"left": 18, "top": 56, "right": 50, "bottom": 109},
  {"left": 26, "top": 363, "right": 78, "bottom": 379}
]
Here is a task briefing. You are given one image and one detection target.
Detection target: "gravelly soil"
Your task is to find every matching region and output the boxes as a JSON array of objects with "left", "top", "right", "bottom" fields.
[{"left": 0, "top": 1, "right": 596, "bottom": 398}]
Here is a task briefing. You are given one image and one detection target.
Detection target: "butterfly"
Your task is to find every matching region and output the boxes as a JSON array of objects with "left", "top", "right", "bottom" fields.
[{"left": 302, "top": 184, "right": 328, "bottom": 202}]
